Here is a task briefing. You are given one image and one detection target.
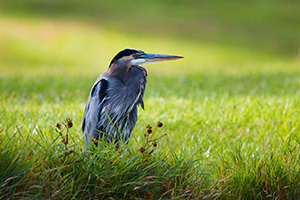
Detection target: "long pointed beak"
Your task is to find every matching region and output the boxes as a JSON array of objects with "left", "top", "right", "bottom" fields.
[
  {"left": 131, "top": 53, "right": 184, "bottom": 65},
  {"left": 140, "top": 53, "right": 183, "bottom": 62},
  {"left": 142, "top": 53, "right": 184, "bottom": 63}
]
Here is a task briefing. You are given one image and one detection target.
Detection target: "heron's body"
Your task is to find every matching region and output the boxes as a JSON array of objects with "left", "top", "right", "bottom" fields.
[
  {"left": 82, "top": 65, "right": 146, "bottom": 149},
  {"left": 82, "top": 48, "right": 182, "bottom": 150}
]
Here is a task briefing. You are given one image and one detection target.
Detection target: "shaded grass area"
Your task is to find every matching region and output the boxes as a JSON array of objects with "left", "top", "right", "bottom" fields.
[
  {"left": 1, "top": 0, "right": 300, "bottom": 199},
  {"left": 0, "top": 120, "right": 208, "bottom": 199}
]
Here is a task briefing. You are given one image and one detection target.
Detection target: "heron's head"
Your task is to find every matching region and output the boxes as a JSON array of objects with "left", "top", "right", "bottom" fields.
[{"left": 109, "top": 48, "right": 183, "bottom": 68}]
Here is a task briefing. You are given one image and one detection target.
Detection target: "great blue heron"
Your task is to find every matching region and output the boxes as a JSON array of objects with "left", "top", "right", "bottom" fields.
[{"left": 82, "top": 48, "right": 183, "bottom": 150}]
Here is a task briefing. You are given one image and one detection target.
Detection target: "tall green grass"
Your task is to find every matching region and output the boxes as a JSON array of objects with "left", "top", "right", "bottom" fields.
[{"left": 0, "top": 117, "right": 210, "bottom": 199}]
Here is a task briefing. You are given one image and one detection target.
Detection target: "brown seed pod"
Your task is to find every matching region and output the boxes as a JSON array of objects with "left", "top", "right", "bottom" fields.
[
  {"left": 147, "top": 128, "right": 153, "bottom": 134},
  {"left": 157, "top": 121, "right": 163, "bottom": 128},
  {"left": 56, "top": 123, "right": 61, "bottom": 129},
  {"left": 153, "top": 142, "right": 158, "bottom": 147},
  {"left": 140, "top": 147, "right": 145, "bottom": 153},
  {"left": 66, "top": 118, "right": 73, "bottom": 128},
  {"left": 62, "top": 139, "right": 68, "bottom": 145},
  {"left": 92, "top": 138, "right": 98, "bottom": 143}
]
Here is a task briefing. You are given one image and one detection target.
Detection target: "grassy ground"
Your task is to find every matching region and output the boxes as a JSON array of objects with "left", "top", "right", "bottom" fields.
[{"left": 1, "top": 0, "right": 300, "bottom": 199}]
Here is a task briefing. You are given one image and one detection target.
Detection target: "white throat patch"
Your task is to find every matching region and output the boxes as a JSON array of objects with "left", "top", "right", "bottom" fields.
[{"left": 130, "top": 59, "right": 146, "bottom": 65}]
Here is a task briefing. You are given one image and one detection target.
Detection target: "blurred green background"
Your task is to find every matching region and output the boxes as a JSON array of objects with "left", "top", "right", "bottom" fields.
[{"left": 1, "top": 0, "right": 299, "bottom": 77}]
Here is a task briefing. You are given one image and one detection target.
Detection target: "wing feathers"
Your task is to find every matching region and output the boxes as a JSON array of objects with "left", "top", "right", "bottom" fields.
[{"left": 82, "top": 66, "right": 147, "bottom": 150}]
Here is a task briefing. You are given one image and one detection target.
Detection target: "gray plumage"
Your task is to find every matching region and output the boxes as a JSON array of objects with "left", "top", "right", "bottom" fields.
[
  {"left": 82, "top": 49, "right": 146, "bottom": 150},
  {"left": 82, "top": 48, "right": 183, "bottom": 150}
]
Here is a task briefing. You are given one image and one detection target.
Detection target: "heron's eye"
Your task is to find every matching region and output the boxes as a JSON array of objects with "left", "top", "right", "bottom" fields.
[{"left": 133, "top": 54, "right": 138, "bottom": 59}]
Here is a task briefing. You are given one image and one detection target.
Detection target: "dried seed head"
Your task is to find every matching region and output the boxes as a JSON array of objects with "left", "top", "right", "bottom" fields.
[
  {"left": 56, "top": 123, "right": 61, "bottom": 129},
  {"left": 62, "top": 139, "right": 68, "bottom": 145},
  {"left": 157, "top": 121, "right": 163, "bottom": 128},
  {"left": 66, "top": 118, "right": 73, "bottom": 128},
  {"left": 92, "top": 138, "right": 97, "bottom": 143},
  {"left": 140, "top": 147, "right": 145, "bottom": 153},
  {"left": 147, "top": 128, "right": 153, "bottom": 134},
  {"left": 153, "top": 142, "right": 158, "bottom": 148}
]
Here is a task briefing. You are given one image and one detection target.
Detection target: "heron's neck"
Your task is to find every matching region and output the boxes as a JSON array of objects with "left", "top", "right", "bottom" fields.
[{"left": 107, "top": 63, "right": 130, "bottom": 82}]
